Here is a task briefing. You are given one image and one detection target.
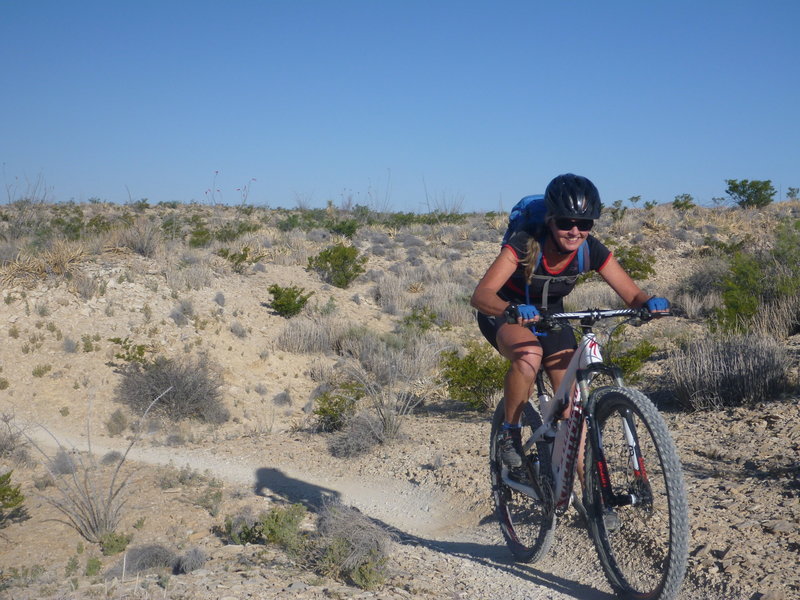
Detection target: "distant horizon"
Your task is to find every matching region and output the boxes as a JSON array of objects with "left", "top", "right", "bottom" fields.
[{"left": 4, "top": 172, "right": 795, "bottom": 214}]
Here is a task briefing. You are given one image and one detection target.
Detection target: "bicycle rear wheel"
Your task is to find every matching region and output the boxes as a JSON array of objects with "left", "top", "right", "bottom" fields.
[
  {"left": 490, "top": 399, "right": 556, "bottom": 562},
  {"left": 584, "top": 386, "right": 689, "bottom": 600}
]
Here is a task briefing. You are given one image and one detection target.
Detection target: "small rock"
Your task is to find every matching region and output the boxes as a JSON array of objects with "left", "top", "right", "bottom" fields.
[
  {"left": 763, "top": 519, "right": 794, "bottom": 534},
  {"left": 285, "top": 581, "right": 308, "bottom": 591},
  {"left": 758, "top": 591, "right": 786, "bottom": 600}
]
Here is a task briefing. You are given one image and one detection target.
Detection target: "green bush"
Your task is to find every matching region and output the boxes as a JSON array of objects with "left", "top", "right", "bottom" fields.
[
  {"left": 725, "top": 178, "right": 776, "bottom": 208},
  {"left": 606, "top": 329, "right": 658, "bottom": 384},
  {"left": 672, "top": 193, "right": 695, "bottom": 212},
  {"left": 0, "top": 470, "right": 25, "bottom": 527},
  {"left": 100, "top": 531, "right": 132, "bottom": 556},
  {"left": 440, "top": 341, "right": 508, "bottom": 410},
  {"left": 307, "top": 244, "right": 367, "bottom": 288},
  {"left": 222, "top": 504, "right": 308, "bottom": 555},
  {"left": 711, "top": 219, "right": 800, "bottom": 335},
  {"left": 268, "top": 284, "right": 314, "bottom": 318},
  {"left": 217, "top": 246, "right": 265, "bottom": 273},
  {"left": 277, "top": 213, "right": 302, "bottom": 231},
  {"left": 330, "top": 219, "right": 359, "bottom": 238},
  {"left": 84, "top": 556, "right": 102, "bottom": 576},
  {"left": 714, "top": 251, "right": 761, "bottom": 332},
  {"left": 314, "top": 383, "right": 364, "bottom": 432},
  {"left": 613, "top": 245, "right": 656, "bottom": 280}
]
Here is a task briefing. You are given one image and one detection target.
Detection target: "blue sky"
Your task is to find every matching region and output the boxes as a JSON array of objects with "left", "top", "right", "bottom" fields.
[{"left": 2, "top": 1, "right": 798, "bottom": 212}]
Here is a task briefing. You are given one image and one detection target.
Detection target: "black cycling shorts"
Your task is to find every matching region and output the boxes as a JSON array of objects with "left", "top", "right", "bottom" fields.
[{"left": 477, "top": 312, "right": 577, "bottom": 358}]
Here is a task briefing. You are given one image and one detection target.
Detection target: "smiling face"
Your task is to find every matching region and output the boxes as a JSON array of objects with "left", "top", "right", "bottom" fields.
[{"left": 548, "top": 217, "right": 593, "bottom": 253}]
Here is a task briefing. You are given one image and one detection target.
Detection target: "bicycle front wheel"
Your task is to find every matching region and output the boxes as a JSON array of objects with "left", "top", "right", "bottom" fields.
[
  {"left": 584, "top": 387, "right": 689, "bottom": 600},
  {"left": 490, "top": 399, "right": 556, "bottom": 563}
]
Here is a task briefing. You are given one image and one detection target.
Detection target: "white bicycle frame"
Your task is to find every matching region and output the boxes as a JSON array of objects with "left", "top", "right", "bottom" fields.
[{"left": 501, "top": 310, "right": 632, "bottom": 513}]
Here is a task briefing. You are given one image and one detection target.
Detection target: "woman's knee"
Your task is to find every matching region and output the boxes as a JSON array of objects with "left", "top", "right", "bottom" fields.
[{"left": 508, "top": 351, "right": 541, "bottom": 379}]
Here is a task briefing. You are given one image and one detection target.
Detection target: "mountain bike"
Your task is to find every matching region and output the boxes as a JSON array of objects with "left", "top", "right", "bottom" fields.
[{"left": 489, "top": 308, "right": 689, "bottom": 600}]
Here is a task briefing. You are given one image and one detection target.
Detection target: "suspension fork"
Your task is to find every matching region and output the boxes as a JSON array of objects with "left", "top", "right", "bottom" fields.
[{"left": 586, "top": 401, "right": 651, "bottom": 508}]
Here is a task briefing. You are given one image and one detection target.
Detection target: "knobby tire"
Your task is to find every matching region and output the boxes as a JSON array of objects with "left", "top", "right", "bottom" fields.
[{"left": 584, "top": 386, "right": 689, "bottom": 600}]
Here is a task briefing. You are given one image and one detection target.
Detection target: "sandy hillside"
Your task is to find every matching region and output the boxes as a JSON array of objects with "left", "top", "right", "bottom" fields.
[{"left": 0, "top": 201, "right": 798, "bottom": 600}]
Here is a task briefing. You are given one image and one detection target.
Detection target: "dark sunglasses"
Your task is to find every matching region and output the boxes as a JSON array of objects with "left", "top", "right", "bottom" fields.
[{"left": 554, "top": 218, "right": 593, "bottom": 232}]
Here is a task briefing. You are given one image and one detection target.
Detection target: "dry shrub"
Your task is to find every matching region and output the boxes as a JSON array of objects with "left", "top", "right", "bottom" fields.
[
  {"left": 116, "top": 217, "right": 163, "bottom": 258},
  {"left": 173, "top": 547, "right": 207, "bottom": 574},
  {"left": 339, "top": 332, "right": 442, "bottom": 386},
  {"left": 317, "top": 501, "right": 396, "bottom": 589},
  {"left": 115, "top": 354, "right": 228, "bottom": 423},
  {"left": 105, "top": 544, "right": 177, "bottom": 579},
  {"left": 674, "top": 255, "right": 729, "bottom": 297},
  {"left": 165, "top": 262, "right": 213, "bottom": 291},
  {"left": 666, "top": 335, "right": 790, "bottom": 410},
  {"left": 328, "top": 412, "right": 382, "bottom": 458}
]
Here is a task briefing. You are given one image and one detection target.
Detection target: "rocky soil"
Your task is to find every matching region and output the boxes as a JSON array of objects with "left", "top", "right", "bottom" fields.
[{"left": 0, "top": 203, "right": 798, "bottom": 600}]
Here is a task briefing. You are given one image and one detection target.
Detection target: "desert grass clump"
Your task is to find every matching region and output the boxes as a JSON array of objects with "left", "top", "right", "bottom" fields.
[
  {"left": 0, "top": 414, "right": 31, "bottom": 467},
  {"left": 316, "top": 501, "right": 396, "bottom": 590},
  {"left": 169, "top": 298, "right": 195, "bottom": 327},
  {"left": 115, "top": 354, "right": 228, "bottom": 424},
  {"left": 117, "top": 217, "right": 163, "bottom": 258},
  {"left": 229, "top": 320, "right": 247, "bottom": 338},
  {"left": 275, "top": 315, "right": 349, "bottom": 354},
  {"left": 52, "top": 449, "right": 77, "bottom": 475},
  {"left": 0, "top": 240, "right": 86, "bottom": 287},
  {"left": 666, "top": 334, "right": 790, "bottom": 410}
]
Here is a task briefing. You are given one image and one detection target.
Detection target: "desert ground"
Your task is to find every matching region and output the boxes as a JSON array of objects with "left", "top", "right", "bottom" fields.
[{"left": 0, "top": 199, "right": 798, "bottom": 600}]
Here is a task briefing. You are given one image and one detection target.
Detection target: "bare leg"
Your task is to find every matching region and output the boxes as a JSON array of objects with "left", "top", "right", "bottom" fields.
[{"left": 496, "top": 323, "right": 543, "bottom": 424}]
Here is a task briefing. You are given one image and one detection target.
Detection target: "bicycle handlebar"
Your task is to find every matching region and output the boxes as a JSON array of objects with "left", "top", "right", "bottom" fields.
[{"left": 536, "top": 307, "right": 672, "bottom": 330}]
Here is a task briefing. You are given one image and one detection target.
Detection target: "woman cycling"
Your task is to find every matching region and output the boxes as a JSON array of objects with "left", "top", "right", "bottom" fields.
[{"left": 470, "top": 173, "right": 669, "bottom": 470}]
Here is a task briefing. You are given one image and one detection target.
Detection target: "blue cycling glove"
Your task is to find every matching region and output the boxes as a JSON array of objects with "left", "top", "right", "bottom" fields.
[
  {"left": 504, "top": 303, "right": 540, "bottom": 324},
  {"left": 644, "top": 296, "right": 671, "bottom": 313}
]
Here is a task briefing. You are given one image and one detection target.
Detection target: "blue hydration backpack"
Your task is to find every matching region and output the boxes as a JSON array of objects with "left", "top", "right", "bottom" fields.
[{"left": 502, "top": 194, "right": 590, "bottom": 311}]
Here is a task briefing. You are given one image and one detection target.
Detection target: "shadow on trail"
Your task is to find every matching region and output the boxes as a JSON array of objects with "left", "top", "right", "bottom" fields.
[
  {"left": 254, "top": 467, "right": 340, "bottom": 509},
  {"left": 250, "top": 466, "right": 612, "bottom": 600}
]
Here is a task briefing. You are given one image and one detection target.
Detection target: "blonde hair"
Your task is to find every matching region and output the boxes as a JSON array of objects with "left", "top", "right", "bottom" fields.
[{"left": 520, "top": 237, "right": 541, "bottom": 283}]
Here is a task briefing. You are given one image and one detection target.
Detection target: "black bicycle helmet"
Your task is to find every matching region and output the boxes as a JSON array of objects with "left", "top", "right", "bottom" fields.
[{"left": 544, "top": 173, "right": 602, "bottom": 220}]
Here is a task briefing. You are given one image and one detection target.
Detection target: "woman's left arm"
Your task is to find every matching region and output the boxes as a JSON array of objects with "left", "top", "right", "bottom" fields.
[{"left": 597, "top": 255, "right": 651, "bottom": 308}]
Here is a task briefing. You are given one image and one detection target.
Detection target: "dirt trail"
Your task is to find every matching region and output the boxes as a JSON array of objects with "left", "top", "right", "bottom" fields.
[{"left": 24, "top": 424, "right": 715, "bottom": 600}]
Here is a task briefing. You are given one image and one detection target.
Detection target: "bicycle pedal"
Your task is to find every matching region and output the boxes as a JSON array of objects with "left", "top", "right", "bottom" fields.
[
  {"left": 508, "top": 467, "right": 531, "bottom": 484},
  {"left": 603, "top": 510, "right": 621, "bottom": 532}
]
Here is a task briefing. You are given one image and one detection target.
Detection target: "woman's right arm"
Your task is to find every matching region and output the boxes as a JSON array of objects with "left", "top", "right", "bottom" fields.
[{"left": 470, "top": 247, "right": 518, "bottom": 317}]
